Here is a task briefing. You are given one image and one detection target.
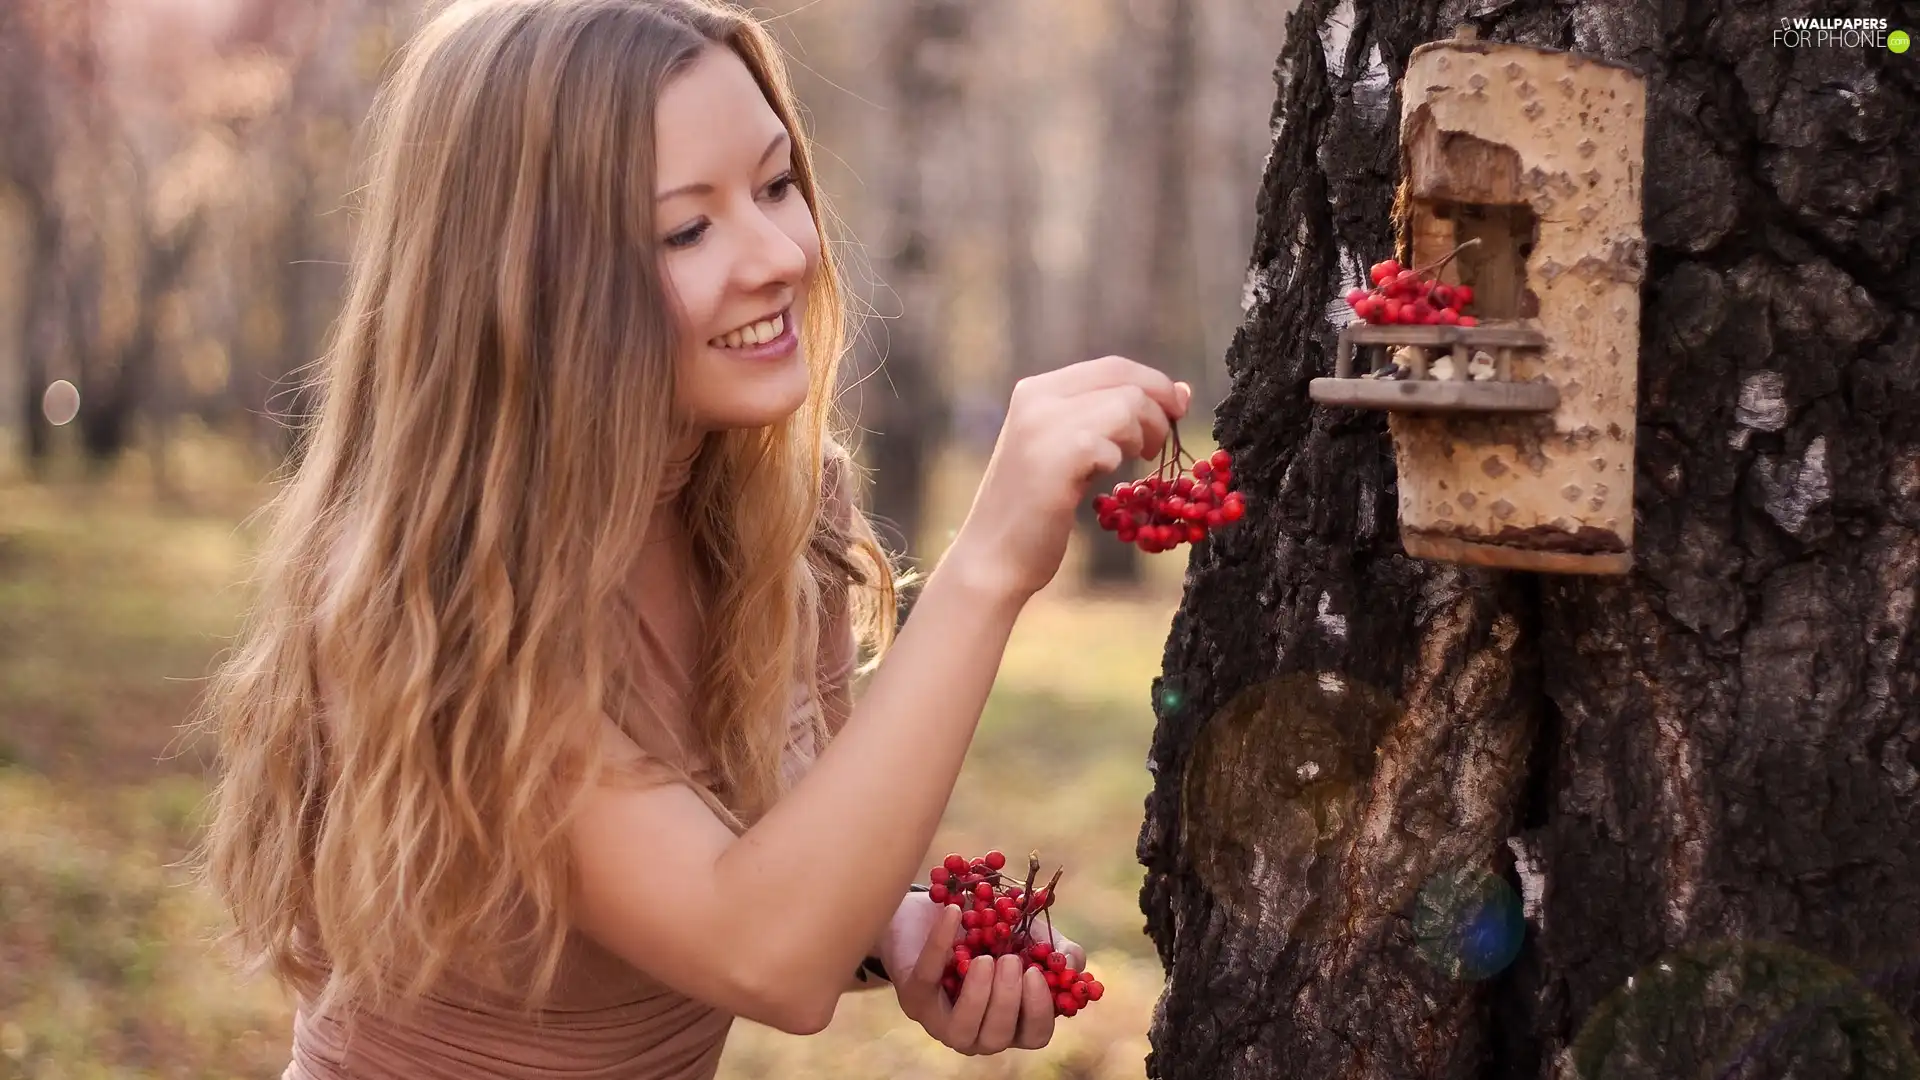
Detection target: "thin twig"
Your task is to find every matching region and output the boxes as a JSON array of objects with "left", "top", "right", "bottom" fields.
[{"left": 1410, "top": 237, "right": 1482, "bottom": 278}]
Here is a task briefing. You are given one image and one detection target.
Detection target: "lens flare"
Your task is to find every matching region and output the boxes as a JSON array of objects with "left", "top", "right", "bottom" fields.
[
  {"left": 1413, "top": 867, "right": 1525, "bottom": 981},
  {"left": 1570, "top": 941, "right": 1920, "bottom": 1079}
]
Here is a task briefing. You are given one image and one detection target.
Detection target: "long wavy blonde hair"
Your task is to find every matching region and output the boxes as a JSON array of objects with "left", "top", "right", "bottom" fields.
[{"left": 193, "top": 0, "right": 901, "bottom": 1018}]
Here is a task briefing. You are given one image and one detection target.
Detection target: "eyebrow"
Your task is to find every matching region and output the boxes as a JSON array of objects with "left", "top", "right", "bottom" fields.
[{"left": 655, "top": 130, "right": 791, "bottom": 202}]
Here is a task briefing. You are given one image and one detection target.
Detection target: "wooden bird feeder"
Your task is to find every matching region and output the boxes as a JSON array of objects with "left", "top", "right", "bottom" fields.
[{"left": 1308, "top": 26, "right": 1648, "bottom": 575}]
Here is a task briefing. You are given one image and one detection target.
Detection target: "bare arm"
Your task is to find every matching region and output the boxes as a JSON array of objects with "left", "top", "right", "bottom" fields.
[
  {"left": 569, "top": 559, "right": 1022, "bottom": 1032},
  {"left": 567, "top": 357, "right": 1185, "bottom": 1035}
]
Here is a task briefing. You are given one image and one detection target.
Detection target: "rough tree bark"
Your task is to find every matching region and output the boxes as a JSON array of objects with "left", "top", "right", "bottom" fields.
[{"left": 1138, "top": 2, "right": 1919, "bottom": 1078}]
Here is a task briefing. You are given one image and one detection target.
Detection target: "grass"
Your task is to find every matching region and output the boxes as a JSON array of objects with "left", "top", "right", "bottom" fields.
[{"left": 0, "top": 434, "right": 1188, "bottom": 1079}]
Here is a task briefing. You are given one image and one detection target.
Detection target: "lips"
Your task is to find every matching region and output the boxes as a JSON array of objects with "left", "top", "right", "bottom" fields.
[{"left": 709, "top": 308, "right": 788, "bottom": 349}]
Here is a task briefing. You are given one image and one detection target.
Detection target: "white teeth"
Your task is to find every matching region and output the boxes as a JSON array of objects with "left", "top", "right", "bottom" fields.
[{"left": 710, "top": 313, "right": 784, "bottom": 349}]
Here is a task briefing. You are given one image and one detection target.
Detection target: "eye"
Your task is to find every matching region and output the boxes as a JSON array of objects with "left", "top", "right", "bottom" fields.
[
  {"left": 764, "top": 171, "right": 797, "bottom": 201},
  {"left": 664, "top": 220, "right": 708, "bottom": 249}
]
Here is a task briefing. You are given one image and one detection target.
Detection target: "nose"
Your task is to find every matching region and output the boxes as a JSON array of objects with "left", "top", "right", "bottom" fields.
[{"left": 734, "top": 205, "right": 808, "bottom": 292}]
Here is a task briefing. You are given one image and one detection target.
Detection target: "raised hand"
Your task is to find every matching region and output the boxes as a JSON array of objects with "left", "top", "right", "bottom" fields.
[{"left": 943, "top": 356, "right": 1191, "bottom": 603}]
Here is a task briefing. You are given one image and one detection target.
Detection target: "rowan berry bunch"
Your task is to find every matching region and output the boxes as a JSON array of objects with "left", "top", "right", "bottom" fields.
[
  {"left": 1345, "top": 239, "right": 1482, "bottom": 327},
  {"left": 927, "top": 850, "right": 1104, "bottom": 1018},
  {"left": 1091, "top": 424, "right": 1246, "bottom": 554}
]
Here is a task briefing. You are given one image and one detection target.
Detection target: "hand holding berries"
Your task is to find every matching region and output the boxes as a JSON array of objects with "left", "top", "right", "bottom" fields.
[
  {"left": 921, "top": 852, "right": 1100, "bottom": 1023},
  {"left": 882, "top": 854, "right": 1087, "bottom": 1054},
  {"left": 944, "top": 355, "right": 1190, "bottom": 602}
]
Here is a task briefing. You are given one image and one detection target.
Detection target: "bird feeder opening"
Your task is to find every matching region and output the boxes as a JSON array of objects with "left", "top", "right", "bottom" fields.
[
  {"left": 1306, "top": 29, "right": 1648, "bottom": 575},
  {"left": 1422, "top": 199, "right": 1539, "bottom": 321}
]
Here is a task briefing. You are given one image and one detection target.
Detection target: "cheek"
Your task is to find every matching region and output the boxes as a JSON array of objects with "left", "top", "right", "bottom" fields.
[{"left": 664, "top": 252, "right": 729, "bottom": 350}]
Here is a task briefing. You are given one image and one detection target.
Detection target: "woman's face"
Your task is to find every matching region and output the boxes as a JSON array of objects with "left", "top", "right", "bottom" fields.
[{"left": 653, "top": 45, "right": 820, "bottom": 434}]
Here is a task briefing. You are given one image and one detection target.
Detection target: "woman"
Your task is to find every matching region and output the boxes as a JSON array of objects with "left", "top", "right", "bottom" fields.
[{"left": 195, "top": 0, "right": 1191, "bottom": 1076}]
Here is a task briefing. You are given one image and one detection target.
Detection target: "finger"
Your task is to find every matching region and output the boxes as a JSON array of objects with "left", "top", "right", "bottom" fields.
[
  {"left": 911, "top": 905, "right": 963, "bottom": 986},
  {"left": 1122, "top": 383, "right": 1175, "bottom": 459},
  {"left": 1086, "top": 384, "right": 1172, "bottom": 464},
  {"left": 943, "top": 947, "right": 996, "bottom": 1052},
  {"left": 1059, "top": 388, "right": 1144, "bottom": 481},
  {"left": 901, "top": 905, "right": 962, "bottom": 1020},
  {"left": 1071, "top": 428, "right": 1126, "bottom": 487},
  {"left": 1089, "top": 388, "right": 1149, "bottom": 463},
  {"left": 1034, "top": 355, "right": 1184, "bottom": 419},
  {"left": 1013, "top": 962, "right": 1057, "bottom": 1050},
  {"left": 971, "top": 954, "right": 1026, "bottom": 1055}
]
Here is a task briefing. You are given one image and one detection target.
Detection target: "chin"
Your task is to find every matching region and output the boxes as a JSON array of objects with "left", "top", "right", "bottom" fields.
[{"left": 689, "top": 350, "right": 812, "bottom": 431}]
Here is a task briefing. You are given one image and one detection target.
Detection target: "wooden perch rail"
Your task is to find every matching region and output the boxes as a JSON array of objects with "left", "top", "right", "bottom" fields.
[{"left": 1312, "top": 323, "right": 1557, "bottom": 414}]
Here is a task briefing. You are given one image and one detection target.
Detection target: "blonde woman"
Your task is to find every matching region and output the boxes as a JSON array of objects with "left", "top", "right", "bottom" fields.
[{"left": 196, "top": 0, "right": 1191, "bottom": 1075}]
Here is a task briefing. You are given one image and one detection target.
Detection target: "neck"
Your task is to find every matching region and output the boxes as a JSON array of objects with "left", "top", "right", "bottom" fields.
[{"left": 647, "top": 432, "right": 704, "bottom": 544}]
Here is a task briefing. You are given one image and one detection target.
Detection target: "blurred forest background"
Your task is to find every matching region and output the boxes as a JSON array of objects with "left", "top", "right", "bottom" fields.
[{"left": 0, "top": 0, "right": 1299, "bottom": 1075}]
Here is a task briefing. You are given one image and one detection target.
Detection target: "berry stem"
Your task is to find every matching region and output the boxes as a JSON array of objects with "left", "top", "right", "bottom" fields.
[
  {"left": 1017, "top": 867, "right": 1064, "bottom": 936},
  {"left": 1410, "top": 237, "right": 1482, "bottom": 280}
]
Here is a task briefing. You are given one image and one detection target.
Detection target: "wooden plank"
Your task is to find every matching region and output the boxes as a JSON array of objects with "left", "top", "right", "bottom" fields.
[
  {"left": 1307, "top": 377, "right": 1559, "bottom": 413},
  {"left": 1404, "top": 105, "right": 1524, "bottom": 204},
  {"left": 1340, "top": 324, "right": 1547, "bottom": 348},
  {"left": 1401, "top": 531, "right": 1633, "bottom": 575}
]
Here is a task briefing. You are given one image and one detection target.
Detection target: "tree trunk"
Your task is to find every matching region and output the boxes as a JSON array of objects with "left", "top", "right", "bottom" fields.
[
  {"left": 2, "top": 0, "right": 63, "bottom": 471},
  {"left": 76, "top": 205, "right": 202, "bottom": 466},
  {"left": 848, "top": 0, "right": 970, "bottom": 571},
  {"left": 270, "top": 179, "right": 326, "bottom": 463},
  {"left": 1190, "top": 0, "right": 1301, "bottom": 415},
  {"left": 1138, "top": 2, "right": 1920, "bottom": 1078},
  {"left": 997, "top": 80, "right": 1043, "bottom": 407},
  {"left": 237, "top": 0, "right": 393, "bottom": 465},
  {"left": 19, "top": 216, "right": 60, "bottom": 472},
  {"left": 1075, "top": 0, "right": 1203, "bottom": 587}
]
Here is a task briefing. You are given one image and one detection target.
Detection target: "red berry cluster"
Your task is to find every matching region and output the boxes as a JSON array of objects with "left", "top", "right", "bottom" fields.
[
  {"left": 1093, "top": 435, "right": 1246, "bottom": 554},
  {"left": 1346, "top": 261, "right": 1478, "bottom": 326},
  {"left": 928, "top": 850, "right": 1104, "bottom": 1018},
  {"left": 1344, "top": 240, "right": 1486, "bottom": 327}
]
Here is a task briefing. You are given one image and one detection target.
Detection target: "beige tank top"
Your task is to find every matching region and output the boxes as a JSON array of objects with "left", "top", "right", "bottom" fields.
[{"left": 285, "top": 449, "right": 860, "bottom": 1079}]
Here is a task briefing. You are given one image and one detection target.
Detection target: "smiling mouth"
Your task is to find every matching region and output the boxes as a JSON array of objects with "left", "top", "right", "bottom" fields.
[{"left": 708, "top": 309, "right": 789, "bottom": 349}]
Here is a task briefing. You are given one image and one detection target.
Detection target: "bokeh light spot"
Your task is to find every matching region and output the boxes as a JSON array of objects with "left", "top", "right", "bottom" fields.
[
  {"left": 42, "top": 380, "right": 80, "bottom": 427},
  {"left": 1413, "top": 867, "right": 1525, "bottom": 981}
]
